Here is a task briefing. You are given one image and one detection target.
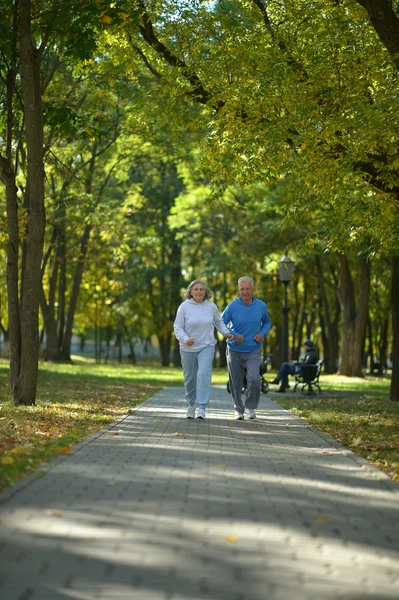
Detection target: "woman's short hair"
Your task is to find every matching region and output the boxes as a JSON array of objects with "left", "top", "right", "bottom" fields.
[
  {"left": 238, "top": 276, "right": 254, "bottom": 288},
  {"left": 184, "top": 279, "right": 213, "bottom": 300}
]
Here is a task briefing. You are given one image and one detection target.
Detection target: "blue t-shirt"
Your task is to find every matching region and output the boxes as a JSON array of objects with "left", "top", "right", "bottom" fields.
[{"left": 222, "top": 296, "right": 271, "bottom": 353}]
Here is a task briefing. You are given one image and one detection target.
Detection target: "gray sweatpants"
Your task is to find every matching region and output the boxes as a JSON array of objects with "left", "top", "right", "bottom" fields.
[{"left": 227, "top": 347, "right": 262, "bottom": 413}]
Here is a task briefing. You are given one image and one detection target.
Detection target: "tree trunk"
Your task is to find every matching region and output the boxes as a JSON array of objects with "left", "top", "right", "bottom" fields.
[
  {"left": 315, "top": 255, "right": 340, "bottom": 373},
  {"left": 377, "top": 317, "right": 389, "bottom": 375},
  {"left": 217, "top": 339, "right": 227, "bottom": 368},
  {"left": 1, "top": 155, "right": 21, "bottom": 386},
  {"left": 390, "top": 254, "right": 399, "bottom": 401},
  {"left": 158, "top": 334, "right": 171, "bottom": 367},
  {"left": 127, "top": 339, "right": 137, "bottom": 364},
  {"left": 0, "top": 23, "right": 21, "bottom": 394},
  {"left": 293, "top": 278, "right": 308, "bottom": 359},
  {"left": 172, "top": 337, "right": 181, "bottom": 367},
  {"left": 60, "top": 224, "right": 92, "bottom": 361},
  {"left": 337, "top": 253, "right": 370, "bottom": 377},
  {"left": 356, "top": 0, "right": 399, "bottom": 71},
  {"left": 13, "top": 0, "right": 45, "bottom": 405}
]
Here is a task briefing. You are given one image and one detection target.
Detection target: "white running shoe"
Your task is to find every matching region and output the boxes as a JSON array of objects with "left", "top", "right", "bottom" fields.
[
  {"left": 245, "top": 408, "right": 256, "bottom": 419},
  {"left": 197, "top": 406, "right": 206, "bottom": 420},
  {"left": 186, "top": 405, "right": 195, "bottom": 419},
  {"left": 235, "top": 411, "right": 244, "bottom": 420}
]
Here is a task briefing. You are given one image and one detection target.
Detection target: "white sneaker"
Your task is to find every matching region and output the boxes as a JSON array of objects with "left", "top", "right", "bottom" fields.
[
  {"left": 197, "top": 406, "right": 206, "bottom": 420},
  {"left": 186, "top": 405, "right": 195, "bottom": 419},
  {"left": 245, "top": 408, "right": 256, "bottom": 419},
  {"left": 235, "top": 411, "right": 244, "bottom": 420}
]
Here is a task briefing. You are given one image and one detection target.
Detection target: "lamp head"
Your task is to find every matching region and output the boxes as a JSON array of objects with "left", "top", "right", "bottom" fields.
[{"left": 278, "top": 255, "right": 295, "bottom": 283}]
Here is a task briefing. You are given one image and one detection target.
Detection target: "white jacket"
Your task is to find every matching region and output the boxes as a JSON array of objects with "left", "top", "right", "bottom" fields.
[{"left": 173, "top": 299, "right": 230, "bottom": 352}]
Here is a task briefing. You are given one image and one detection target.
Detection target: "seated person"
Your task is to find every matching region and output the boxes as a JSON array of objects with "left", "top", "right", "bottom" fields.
[{"left": 271, "top": 340, "right": 318, "bottom": 392}]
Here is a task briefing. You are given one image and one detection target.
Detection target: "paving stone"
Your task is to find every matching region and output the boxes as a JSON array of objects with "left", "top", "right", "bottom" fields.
[{"left": 1, "top": 385, "right": 399, "bottom": 600}]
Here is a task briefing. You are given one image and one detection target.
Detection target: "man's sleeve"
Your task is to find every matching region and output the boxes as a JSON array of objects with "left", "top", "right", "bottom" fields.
[
  {"left": 260, "top": 304, "right": 272, "bottom": 336},
  {"left": 222, "top": 304, "right": 237, "bottom": 336},
  {"left": 221, "top": 304, "right": 230, "bottom": 326}
]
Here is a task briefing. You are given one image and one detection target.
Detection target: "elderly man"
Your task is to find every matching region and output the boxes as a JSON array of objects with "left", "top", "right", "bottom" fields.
[
  {"left": 271, "top": 340, "right": 318, "bottom": 392},
  {"left": 222, "top": 276, "right": 272, "bottom": 420}
]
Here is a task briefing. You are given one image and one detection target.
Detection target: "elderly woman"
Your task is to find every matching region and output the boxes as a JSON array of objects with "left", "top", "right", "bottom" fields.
[{"left": 174, "top": 279, "right": 234, "bottom": 420}]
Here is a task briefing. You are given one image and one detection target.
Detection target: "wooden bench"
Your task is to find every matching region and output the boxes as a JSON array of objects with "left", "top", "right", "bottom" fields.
[{"left": 293, "top": 359, "right": 324, "bottom": 395}]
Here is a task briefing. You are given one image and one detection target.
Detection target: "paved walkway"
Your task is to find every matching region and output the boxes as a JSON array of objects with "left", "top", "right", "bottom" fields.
[{"left": 1, "top": 386, "right": 399, "bottom": 600}]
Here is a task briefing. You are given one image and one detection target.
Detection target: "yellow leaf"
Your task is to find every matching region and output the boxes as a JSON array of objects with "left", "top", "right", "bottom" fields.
[
  {"left": 1, "top": 456, "right": 14, "bottom": 465},
  {"left": 173, "top": 432, "right": 186, "bottom": 437},
  {"left": 59, "top": 445, "right": 73, "bottom": 454},
  {"left": 47, "top": 509, "right": 64, "bottom": 516},
  {"left": 284, "top": 423, "right": 291, "bottom": 429},
  {"left": 49, "top": 427, "right": 58, "bottom": 434},
  {"left": 315, "top": 517, "right": 330, "bottom": 524},
  {"left": 225, "top": 535, "right": 237, "bottom": 542}
]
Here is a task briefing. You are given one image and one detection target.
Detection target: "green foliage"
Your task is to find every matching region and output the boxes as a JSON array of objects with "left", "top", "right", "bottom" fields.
[
  {"left": 116, "top": 0, "right": 399, "bottom": 253},
  {"left": 277, "top": 375, "right": 399, "bottom": 483}
]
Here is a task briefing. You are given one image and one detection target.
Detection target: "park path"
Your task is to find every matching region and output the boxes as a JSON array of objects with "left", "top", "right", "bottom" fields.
[{"left": 0, "top": 385, "right": 399, "bottom": 600}]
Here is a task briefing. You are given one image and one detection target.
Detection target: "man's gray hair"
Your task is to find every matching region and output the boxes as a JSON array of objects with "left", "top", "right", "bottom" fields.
[{"left": 238, "top": 276, "right": 254, "bottom": 287}]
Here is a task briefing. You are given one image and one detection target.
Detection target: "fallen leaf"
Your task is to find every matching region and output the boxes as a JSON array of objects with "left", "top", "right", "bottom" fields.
[
  {"left": 315, "top": 517, "right": 330, "bottom": 524},
  {"left": 173, "top": 432, "right": 186, "bottom": 437},
  {"left": 59, "top": 445, "right": 73, "bottom": 454},
  {"left": 47, "top": 509, "right": 64, "bottom": 516},
  {"left": 312, "top": 450, "right": 331, "bottom": 454},
  {"left": 215, "top": 464, "right": 226, "bottom": 469},
  {"left": 225, "top": 535, "right": 237, "bottom": 542},
  {"left": 284, "top": 424, "right": 291, "bottom": 429},
  {"left": 155, "top": 420, "right": 164, "bottom": 424},
  {"left": 349, "top": 437, "right": 362, "bottom": 447},
  {"left": 105, "top": 480, "right": 117, "bottom": 486}
]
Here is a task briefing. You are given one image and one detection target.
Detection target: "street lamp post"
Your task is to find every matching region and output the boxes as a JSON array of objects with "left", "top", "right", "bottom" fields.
[{"left": 278, "top": 255, "right": 295, "bottom": 363}]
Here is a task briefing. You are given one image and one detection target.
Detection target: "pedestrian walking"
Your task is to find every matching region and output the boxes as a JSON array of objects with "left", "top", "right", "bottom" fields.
[
  {"left": 222, "top": 276, "right": 272, "bottom": 420},
  {"left": 174, "top": 279, "right": 234, "bottom": 420}
]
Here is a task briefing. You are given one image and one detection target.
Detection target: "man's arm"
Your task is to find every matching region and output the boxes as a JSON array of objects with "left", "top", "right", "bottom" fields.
[{"left": 259, "top": 305, "right": 272, "bottom": 337}]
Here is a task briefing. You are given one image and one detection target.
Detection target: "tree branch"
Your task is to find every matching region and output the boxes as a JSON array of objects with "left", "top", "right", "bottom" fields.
[
  {"left": 136, "top": 1, "right": 225, "bottom": 110},
  {"left": 355, "top": 0, "right": 399, "bottom": 70}
]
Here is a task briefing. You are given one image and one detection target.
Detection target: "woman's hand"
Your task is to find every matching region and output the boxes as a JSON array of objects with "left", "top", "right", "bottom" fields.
[
  {"left": 186, "top": 337, "right": 195, "bottom": 346},
  {"left": 225, "top": 333, "right": 235, "bottom": 342}
]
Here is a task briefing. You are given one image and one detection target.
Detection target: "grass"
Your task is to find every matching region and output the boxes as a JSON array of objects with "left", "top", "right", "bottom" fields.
[
  {"left": 0, "top": 358, "right": 187, "bottom": 492},
  {"left": 0, "top": 360, "right": 398, "bottom": 491},
  {"left": 275, "top": 374, "right": 399, "bottom": 483}
]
